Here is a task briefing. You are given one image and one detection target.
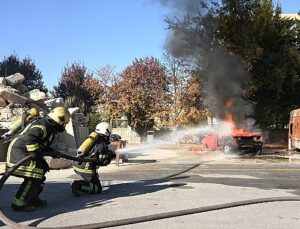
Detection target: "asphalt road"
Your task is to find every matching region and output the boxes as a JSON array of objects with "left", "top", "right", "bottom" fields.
[{"left": 1, "top": 147, "right": 300, "bottom": 229}]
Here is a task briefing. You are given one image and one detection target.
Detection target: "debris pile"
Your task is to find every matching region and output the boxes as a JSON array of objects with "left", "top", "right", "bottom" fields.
[
  {"left": 0, "top": 73, "right": 90, "bottom": 169},
  {"left": 0, "top": 73, "right": 47, "bottom": 128}
]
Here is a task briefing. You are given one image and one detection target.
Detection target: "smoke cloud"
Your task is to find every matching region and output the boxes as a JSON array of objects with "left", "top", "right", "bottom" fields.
[
  {"left": 204, "top": 46, "right": 252, "bottom": 127},
  {"left": 158, "top": 0, "right": 204, "bottom": 16},
  {"left": 159, "top": 0, "right": 253, "bottom": 128}
]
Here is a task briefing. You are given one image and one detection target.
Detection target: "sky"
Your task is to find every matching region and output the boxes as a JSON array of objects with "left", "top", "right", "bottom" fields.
[{"left": 0, "top": 0, "right": 299, "bottom": 90}]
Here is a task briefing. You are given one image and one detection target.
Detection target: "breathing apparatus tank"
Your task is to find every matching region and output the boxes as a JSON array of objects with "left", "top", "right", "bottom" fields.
[
  {"left": 77, "top": 132, "right": 99, "bottom": 155},
  {"left": 1, "top": 108, "right": 40, "bottom": 140}
]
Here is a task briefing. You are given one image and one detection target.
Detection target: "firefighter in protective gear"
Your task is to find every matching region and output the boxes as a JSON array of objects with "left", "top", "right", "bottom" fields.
[
  {"left": 6, "top": 107, "right": 70, "bottom": 212},
  {"left": 72, "top": 122, "right": 115, "bottom": 197},
  {"left": 0, "top": 108, "right": 40, "bottom": 141}
]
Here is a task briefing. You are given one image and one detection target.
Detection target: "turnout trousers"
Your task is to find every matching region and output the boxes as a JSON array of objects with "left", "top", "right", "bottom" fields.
[{"left": 73, "top": 170, "right": 102, "bottom": 194}]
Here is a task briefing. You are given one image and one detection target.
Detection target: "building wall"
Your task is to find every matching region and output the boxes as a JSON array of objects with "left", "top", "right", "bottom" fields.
[{"left": 112, "top": 127, "right": 141, "bottom": 143}]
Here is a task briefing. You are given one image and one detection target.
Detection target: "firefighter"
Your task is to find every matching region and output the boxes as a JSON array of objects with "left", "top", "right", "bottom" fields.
[
  {"left": 1, "top": 107, "right": 40, "bottom": 141},
  {"left": 71, "top": 122, "right": 115, "bottom": 197},
  {"left": 6, "top": 107, "right": 70, "bottom": 212}
]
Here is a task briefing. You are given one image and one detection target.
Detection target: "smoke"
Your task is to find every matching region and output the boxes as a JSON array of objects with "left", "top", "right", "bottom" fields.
[
  {"left": 159, "top": 0, "right": 254, "bottom": 129},
  {"left": 204, "top": 46, "right": 252, "bottom": 127},
  {"left": 158, "top": 0, "right": 205, "bottom": 16}
]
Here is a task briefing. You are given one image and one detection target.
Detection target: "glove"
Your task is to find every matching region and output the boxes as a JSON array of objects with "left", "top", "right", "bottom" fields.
[
  {"left": 76, "top": 152, "right": 86, "bottom": 165},
  {"left": 101, "top": 157, "right": 111, "bottom": 166}
]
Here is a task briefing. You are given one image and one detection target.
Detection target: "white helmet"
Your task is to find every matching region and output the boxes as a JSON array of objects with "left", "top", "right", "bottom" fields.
[{"left": 95, "top": 122, "right": 112, "bottom": 136}]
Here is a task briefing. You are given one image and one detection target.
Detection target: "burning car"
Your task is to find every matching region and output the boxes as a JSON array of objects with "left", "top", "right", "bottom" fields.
[
  {"left": 220, "top": 130, "right": 263, "bottom": 154},
  {"left": 202, "top": 130, "right": 263, "bottom": 154},
  {"left": 203, "top": 99, "right": 263, "bottom": 154}
]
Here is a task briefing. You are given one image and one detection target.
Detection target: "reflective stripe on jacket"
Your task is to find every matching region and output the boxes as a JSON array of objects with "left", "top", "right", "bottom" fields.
[
  {"left": 6, "top": 118, "right": 56, "bottom": 180},
  {"left": 73, "top": 136, "right": 110, "bottom": 175}
]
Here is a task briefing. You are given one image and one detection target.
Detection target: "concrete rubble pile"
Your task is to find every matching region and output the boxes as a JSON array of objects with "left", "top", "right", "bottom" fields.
[{"left": 0, "top": 73, "right": 89, "bottom": 169}]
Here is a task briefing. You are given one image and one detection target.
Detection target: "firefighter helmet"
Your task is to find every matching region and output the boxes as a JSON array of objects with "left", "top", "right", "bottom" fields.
[
  {"left": 28, "top": 108, "right": 39, "bottom": 117},
  {"left": 95, "top": 122, "right": 112, "bottom": 136},
  {"left": 47, "top": 107, "right": 70, "bottom": 126}
]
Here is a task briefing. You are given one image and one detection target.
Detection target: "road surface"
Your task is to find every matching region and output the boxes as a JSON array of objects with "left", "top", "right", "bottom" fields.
[{"left": 1, "top": 146, "right": 300, "bottom": 228}]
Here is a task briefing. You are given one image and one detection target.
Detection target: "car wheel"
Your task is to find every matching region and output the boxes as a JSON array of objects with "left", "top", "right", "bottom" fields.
[{"left": 224, "top": 145, "right": 231, "bottom": 154}]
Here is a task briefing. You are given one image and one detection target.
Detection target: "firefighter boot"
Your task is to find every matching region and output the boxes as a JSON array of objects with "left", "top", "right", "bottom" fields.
[
  {"left": 30, "top": 197, "right": 47, "bottom": 208},
  {"left": 71, "top": 181, "right": 82, "bottom": 197},
  {"left": 30, "top": 181, "right": 47, "bottom": 208},
  {"left": 11, "top": 203, "right": 36, "bottom": 212}
]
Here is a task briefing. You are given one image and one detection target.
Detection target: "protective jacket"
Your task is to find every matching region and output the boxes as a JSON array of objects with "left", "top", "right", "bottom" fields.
[
  {"left": 6, "top": 118, "right": 57, "bottom": 180},
  {"left": 73, "top": 135, "right": 112, "bottom": 175}
]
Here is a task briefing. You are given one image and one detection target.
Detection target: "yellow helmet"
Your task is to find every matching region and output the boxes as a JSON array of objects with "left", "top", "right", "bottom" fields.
[
  {"left": 47, "top": 107, "right": 70, "bottom": 126},
  {"left": 28, "top": 108, "right": 39, "bottom": 117}
]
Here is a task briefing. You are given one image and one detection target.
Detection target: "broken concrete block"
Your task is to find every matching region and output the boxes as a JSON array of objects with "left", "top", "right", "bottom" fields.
[
  {"left": 0, "top": 88, "right": 28, "bottom": 104},
  {"left": 29, "top": 89, "right": 46, "bottom": 101},
  {"left": 16, "top": 84, "right": 29, "bottom": 95},
  {"left": 0, "top": 77, "right": 6, "bottom": 85},
  {"left": 0, "top": 96, "right": 6, "bottom": 107},
  {"left": 45, "top": 147, "right": 77, "bottom": 169},
  {"left": 44, "top": 145, "right": 76, "bottom": 169},
  {"left": 0, "top": 107, "right": 24, "bottom": 122},
  {"left": 44, "top": 98, "right": 64, "bottom": 109},
  {"left": 46, "top": 121, "right": 78, "bottom": 169},
  {"left": 5, "top": 73, "right": 25, "bottom": 87}
]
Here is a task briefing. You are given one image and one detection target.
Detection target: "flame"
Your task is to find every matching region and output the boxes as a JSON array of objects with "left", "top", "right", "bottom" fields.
[{"left": 225, "top": 99, "right": 246, "bottom": 136}]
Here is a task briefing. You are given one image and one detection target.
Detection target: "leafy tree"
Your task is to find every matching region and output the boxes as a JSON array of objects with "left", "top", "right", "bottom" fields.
[
  {"left": 94, "top": 65, "right": 121, "bottom": 122},
  {"left": 163, "top": 49, "right": 206, "bottom": 126},
  {"left": 0, "top": 54, "right": 48, "bottom": 93},
  {"left": 88, "top": 107, "right": 103, "bottom": 131},
  {"left": 112, "top": 57, "right": 169, "bottom": 139},
  {"left": 182, "top": 74, "right": 208, "bottom": 124},
  {"left": 164, "top": 0, "right": 300, "bottom": 129},
  {"left": 52, "top": 62, "right": 101, "bottom": 114},
  {"left": 218, "top": 0, "right": 300, "bottom": 128},
  {"left": 165, "top": 2, "right": 251, "bottom": 126}
]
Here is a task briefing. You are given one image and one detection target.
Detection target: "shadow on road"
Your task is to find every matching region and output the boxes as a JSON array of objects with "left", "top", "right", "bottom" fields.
[
  {"left": 194, "top": 175, "right": 300, "bottom": 196},
  {"left": 0, "top": 174, "right": 190, "bottom": 227}
]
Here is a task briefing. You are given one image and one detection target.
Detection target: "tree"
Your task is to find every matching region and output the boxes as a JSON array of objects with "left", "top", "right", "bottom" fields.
[
  {"left": 94, "top": 65, "right": 121, "bottom": 122},
  {"left": 52, "top": 62, "right": 101, "bottom": 114},
  {"left": 218, "top": 0, "right": 300, "bottom": 128},
  {"left": 164, "top": 0, "right": 300, "bottom": 129},
  {"left": 163, "top": 49, "right": 206, "bottom": 126},
  {"left": 165, "top": 2, "right": 251, "bottom": 127},
  {"left": 0, "top": 54, "right": 48, "bottom": 93},
  {"left": 112, "top": 57, "right": 169, "bottom": 138}
]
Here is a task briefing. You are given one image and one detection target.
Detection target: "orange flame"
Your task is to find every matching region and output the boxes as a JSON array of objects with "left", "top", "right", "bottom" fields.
[{"left": 225, "top": 99, "right": 246, "bottom": 136}]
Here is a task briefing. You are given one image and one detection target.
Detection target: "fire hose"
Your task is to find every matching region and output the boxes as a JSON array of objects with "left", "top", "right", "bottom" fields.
[{"left": 1, "top": 153, "right": 300, "bottom": 229}]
